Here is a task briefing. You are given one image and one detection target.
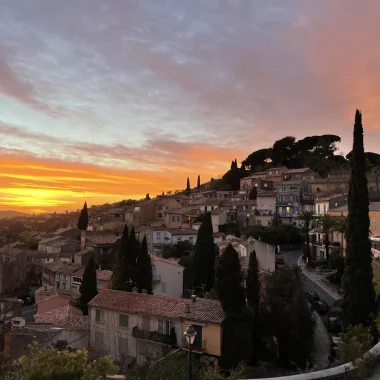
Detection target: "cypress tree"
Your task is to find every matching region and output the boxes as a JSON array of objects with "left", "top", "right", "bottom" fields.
[
  {"left": 79, "top": 255, "right": 98, "bottom": 315},
  {"left": 249, "top": 186, "right": 257, "bottom": 200},
  {"left": 246, "top": 251, "right": 260, "bottom": 310},
  {"left": 193, "top": 213, "right": 216, "bottom": 294},
  {"left": 136, "top": 236, "right": 153, "bottom": 294},
  {"left": 342, "top": 110, "right": 376, "bottom": 328},
  {"left": 77, "top": 201, "right": 89, "bottom": 231},
  {"left": 197, "top": 175, "right": 201, "bottom": 189},
  {"left": 128, "top": 226, "right": 139, "bottom": 285},
  {"left": 217, "top": 244, "right": 252, "bottom": 370},
  {"left": 185, "top": 177, "right": 191, "bottom": 195},
  {"left": 216, "top": 244, "right": 245, "bottom": 315}
]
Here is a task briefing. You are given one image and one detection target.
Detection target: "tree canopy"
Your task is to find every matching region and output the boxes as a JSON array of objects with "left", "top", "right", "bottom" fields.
[{"left": 77, "top": 202, "right": 89, "bottom": 231}]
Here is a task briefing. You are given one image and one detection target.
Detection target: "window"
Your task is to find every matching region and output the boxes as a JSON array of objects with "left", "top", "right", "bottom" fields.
[
  {"left": 97, "top": 283, "right": 102, "bottom": 289},
  {"left": 119, "top": 314, "right": 129, "bottom": 328},
  {"left": 269, "top": 171, "right": 272, "bottom": 175},
  {"left": 177, "top": 237, "right": 182, "bottom": 242},
  {"left": 95, "top": 309, "right": 104, "bottom": 323},
  {"left": 161, "top": 282, "right": 167, "bottom": 293},
  {"left": 323, "top": 205, "right": 327, "bottom": 214},
  {"left": 158, "top": 319, "right": 164, "bottom": 333},
  {"left": 95, "top": 332, "right": 104, "bottom": 346},
  {"left": 257, "top": 219, "right": 262, "bottom": 226},
  {"left": 177, "top": 216, "right": 180, "bottom": 222},
  {"left": 165, "top": 320, "right": 172, "bottom": 335},
  {"left": 118, "top": 337, "right": 129, "bottom": 356},
  {"left": 72, "top": 277, "right": 82, "bottom": 284},
  {"left": 275, "top": 170, "right": 279, "bottom": 174},
  {"left": 372, "top": 217, "right": 376, "bottom": 230},
  {"left": 317, "top": 204, "right": 320, "bottom": 214},
  {"left": 172, "top": 216, "right": 175, "bottom": 222}
]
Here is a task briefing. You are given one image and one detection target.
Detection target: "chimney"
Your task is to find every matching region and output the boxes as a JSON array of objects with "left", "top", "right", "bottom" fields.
[
  {"left": 185, "top": 304, "right": 190, "bottom": 313},
  {"left": 11, "top": 317, "right": 25, "bottom": 328},
  {"left": 191, "top": 295, "right": 197, "bottom": 303}
]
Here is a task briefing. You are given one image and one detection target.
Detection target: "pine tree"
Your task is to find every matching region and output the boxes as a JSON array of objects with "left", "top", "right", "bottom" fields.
[
  {"left": 246, "top": 251, "right": 260, "bottom": 310},
  {"left": 193, "top": 213, "right": 216, "bottom": 294},
  {"left": 342, "top": 110, "right": 376, "bottom": 328},
  {"left": 77, "top": 201, "right": 89, "bottom": 231},
  {"left": 79, "top": 255, "right": 98, "bottom": 315},
  {"left": 249, "top": 186, "right": 257, "bottom": 200},
  {"left": 216, "top": 244, "right": 245, "bottom": 315},
  {"left": 136, "top": 236, "right": 153, "bottom": 294},
  {"left": 197, "top": 175, "right": 201, "bottom": 189}
]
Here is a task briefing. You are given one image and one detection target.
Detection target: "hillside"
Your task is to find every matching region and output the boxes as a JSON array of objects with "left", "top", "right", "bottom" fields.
[{"left": 0, "top": 210, "right": 30, "bottom": 219}]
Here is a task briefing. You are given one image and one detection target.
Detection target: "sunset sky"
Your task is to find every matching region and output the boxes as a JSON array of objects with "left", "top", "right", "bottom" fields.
[{"left": 1, "top": 0, "right": 380, "bottom": 213}]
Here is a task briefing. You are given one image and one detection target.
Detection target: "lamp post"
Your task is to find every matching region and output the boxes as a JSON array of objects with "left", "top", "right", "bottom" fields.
[{"left": 184, "top": 324, "right": 197, "bottom": 380}]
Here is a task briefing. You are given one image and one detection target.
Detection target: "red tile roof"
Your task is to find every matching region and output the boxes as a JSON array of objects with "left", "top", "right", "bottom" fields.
[
  {"left": 96, "top": 269, "right": 113, "bottom": 281},
  {"left": 285, "top": 168, "right": 314, "bottom": 174},
  {"left": 89, "top": 290, "right": 224, "bottom": 324},
  {"left": 35, "top": 305, "right": 88, "bottom": 330},
  {"left": 86, "top": 232, "right": 120, "bottom": 245},
  {"left": 35, "top": 285, "right": 58, "bottom": 303},
  {"left": 151, "top": 256, "right": 184, "bottom": 268}
]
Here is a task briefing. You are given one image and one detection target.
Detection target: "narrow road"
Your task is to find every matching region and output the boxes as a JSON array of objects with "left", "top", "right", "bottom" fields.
[{"left": 281, "top": 250, "right": 337, "bottom": 306}]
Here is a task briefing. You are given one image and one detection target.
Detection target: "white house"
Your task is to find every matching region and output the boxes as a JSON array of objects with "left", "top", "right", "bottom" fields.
[{"left": 151, "top": 256, "right": 184, "bottom": 298}]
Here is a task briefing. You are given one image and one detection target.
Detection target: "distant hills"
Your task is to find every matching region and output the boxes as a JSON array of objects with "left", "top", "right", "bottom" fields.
[{"left": 0, "top": 210, "right": 30, "bottom": 219}]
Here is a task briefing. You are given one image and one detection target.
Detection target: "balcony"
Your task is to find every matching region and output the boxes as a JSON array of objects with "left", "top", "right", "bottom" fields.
[
  {"left": 132, "top": 326, "right": 176, "bottom": 345},
  {"left": 182, "top": 337, "right": 207, "bottom": 354}
]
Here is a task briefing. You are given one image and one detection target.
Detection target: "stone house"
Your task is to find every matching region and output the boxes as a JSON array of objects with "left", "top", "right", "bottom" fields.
[
  {"left": 88, "top": 290, "right": 224, "bottom": 366},
  {"left": 163, "top": 208, "right": 201, "bottom": 229}
]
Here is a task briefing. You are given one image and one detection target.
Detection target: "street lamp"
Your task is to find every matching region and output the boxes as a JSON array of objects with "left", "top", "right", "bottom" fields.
[{"left": 184, "top": 324, "right": 197, "bottom": 380}]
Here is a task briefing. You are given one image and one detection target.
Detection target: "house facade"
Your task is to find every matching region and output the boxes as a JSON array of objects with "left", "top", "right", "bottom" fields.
[
  {"left": 88, "top": 290, "right": 224, "bottom": 366},
  {"left": 151, "top": 256, "right": 184, "bottom": 298}
]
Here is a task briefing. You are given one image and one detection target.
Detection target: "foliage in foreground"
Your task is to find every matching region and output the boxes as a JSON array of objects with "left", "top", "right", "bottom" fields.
[
  {"left": 260, "top": 266, "right": 316, "bottom": 367},
  {"left": 126, "top": 355, "right": 244, "bottom": 380},
  {"left": 339, "top": 324, "right": 376, "bottom": 379},
  {"left": 2, "top": 345, "right": 117, "bottom": 380}
]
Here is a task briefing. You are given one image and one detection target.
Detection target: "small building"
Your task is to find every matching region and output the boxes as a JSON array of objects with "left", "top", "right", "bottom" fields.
[
  {"left": 88, "top": 290, "right": 224, "bottom": 366},
  {"left": 151, "top": 256, "right": 184, "bottom": 298},
  {"left": 35, "top": 284, "right": 70, "bottom": 314}
]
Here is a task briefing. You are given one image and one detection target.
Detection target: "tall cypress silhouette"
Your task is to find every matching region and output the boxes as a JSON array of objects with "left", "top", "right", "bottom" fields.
[
  {"left": 77, "top": 201, "right": 89, "bottom": 231},
  {"left": 342, "top": 110, "right": 376, "bottom": 328},
  {"left": 136, "top": 236, "right": 153, "bottom": 294},
  {"left": 79, "top": 255, "right": 98, "bottom": 315}
]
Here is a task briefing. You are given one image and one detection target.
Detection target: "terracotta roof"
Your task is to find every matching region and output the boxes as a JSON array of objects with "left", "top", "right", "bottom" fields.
[
  {"left": 151, "top": 256, "right": 184, "bottom": 268},
  {"left": 72, "top": 268, "right": 113, "bottom": 281},
  {"left": 188, "top": 198, "right": 223, "bottom": 206},
  {"left": 315, "top": 193, "right": 347, "bottom": 202},
  {"left": 220, "top": 200, "right": 257, "bottom": 207},
  {"left": 43, "top": 261, "right": 81, "bottom": 274},
  {"left": 285, "top": 168, "right": 313, "bottom": 174},
  {"left": 74, "top": 249, "right": 92, "bottom": 257},
  {"left": 86, "top": 232, "right": 120, "bottom": 245},
  {"left": 96, "top": 269, "right": 113, "bottom": 281},
  {"left": 276, "top": 180, "right": 304, "bottom": 186},
  {"left": 89, "top": 290, "right": 224, "bottom": 324},
  {"left": 35, "top": 305, "right": 88, "bottom": 330},
  {"left": 39, "top": 236, "right": 62, "bottom": 244},
  {"left": 43, "top": 261, "right": 66, "bottom": 272},
  {"left": 165, "top": 207, "right": 200, "bottom": 215},
  {"left": 330, "top": 202, "right": 380, "bottom": 213},
  {"left": 35, "top": 285, "right": 58, "bottom": 303},
  {"left": 211, "top": 208, "right": 225, "bottom": 215},
  {"left": 257, "top": 191, "right": 276, "bottom": 197},
  {"left": 54, "top": 227, "right": 80, "bottom": 235}
]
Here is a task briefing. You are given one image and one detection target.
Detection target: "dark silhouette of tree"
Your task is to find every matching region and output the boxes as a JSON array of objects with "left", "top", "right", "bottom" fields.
[
  {"left": 246, "top": 251, "right": 260, "bottom": 310},
  {"left": 146, "top": 193, "right": 150, "bottom": 200},
  {"left": 79, "top": 255, "right": 98, "bottom": 315},
  {"left": 342, "top": 110, "right": 376, "bottom": 328},
  {"left": 249, "top": 186, "right": 257, "bottom": 200},
  {"left": 77, "top": 201, "right": 89, "bottom": 231},
  {"left": 197, "top": 175, "right": 201, "bottom": 189},
  {"left": 136, "top": 236, "right": 153, "bottom": 294},
  {"left": 193, "top": 213, "right": 216, "bottom": 294}
]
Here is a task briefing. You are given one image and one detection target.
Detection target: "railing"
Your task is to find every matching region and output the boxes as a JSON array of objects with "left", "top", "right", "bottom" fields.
[
  {"left": 245, "top": 341, "right": 380, "bottom": 380},
  {"left": 132, "top": 326, "right": 175, "bottom": 345},
  {"left": 182, "top": 337, "right": 207, "bottom": 353}
]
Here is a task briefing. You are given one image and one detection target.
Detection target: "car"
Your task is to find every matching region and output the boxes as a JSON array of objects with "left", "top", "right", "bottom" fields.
[
  {"left": 305, "top": 291, "right": 320, "bottom": 303},
  {"left": 18, "top": 294, "right": 35, "bottom": 306},
  {"left": 312, "top": 299, "right": 329, "bottom": 314},
  {"left": 275, "top": 255, "right": 285, "bottom": 265}
]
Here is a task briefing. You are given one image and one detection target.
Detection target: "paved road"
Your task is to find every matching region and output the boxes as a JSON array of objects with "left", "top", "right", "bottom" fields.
[{"left": 281, "top": 250, "right": 337, "bottom": 306}]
